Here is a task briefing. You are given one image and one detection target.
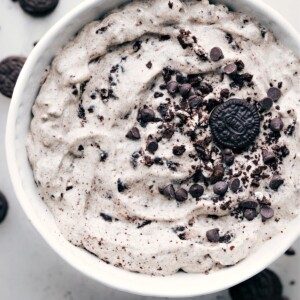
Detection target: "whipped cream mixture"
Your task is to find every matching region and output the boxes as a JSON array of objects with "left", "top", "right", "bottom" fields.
[{"left": 27, "top": 0, "right": 300, "bottom": 275}]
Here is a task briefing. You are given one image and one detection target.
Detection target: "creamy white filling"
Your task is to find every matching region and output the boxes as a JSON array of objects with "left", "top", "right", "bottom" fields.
[{"left": 27, "top": 0, "right": 300, "bottom": 275}]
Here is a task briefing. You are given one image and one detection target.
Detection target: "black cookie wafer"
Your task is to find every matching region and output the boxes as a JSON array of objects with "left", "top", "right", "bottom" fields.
[
  {"left": 0, "top": 56, "right": 26, "bottom": 98},
  {"left": 19, "top": 0, "right": 59, "bottom": 16},
  {"left": 0, "top": 191, "right": 8, "bottom": 223},
  {"left": 229, "top": 269, "right": 283, "bottom": 300},
  {"left": 209, "top": 99, "right": 260, "bottom": 151}
]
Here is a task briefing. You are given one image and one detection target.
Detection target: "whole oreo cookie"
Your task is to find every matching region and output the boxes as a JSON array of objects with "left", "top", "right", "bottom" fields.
[
  {"left": 0, "top": 56, "right": 26, "bottom": 98},
  {"left": 229, "top": 269, "right": 283, "bottom": 300},
  {"left": 209, "top": 99, "right": 260, "bottom": 151},
  {"left": 19, "top": 0, "right": 59, "bottom": 16}
]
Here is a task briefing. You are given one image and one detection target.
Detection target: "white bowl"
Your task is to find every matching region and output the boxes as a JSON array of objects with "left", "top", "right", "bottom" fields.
[{"left": 6, "top": 0, "right": 300, "bottom": 297}]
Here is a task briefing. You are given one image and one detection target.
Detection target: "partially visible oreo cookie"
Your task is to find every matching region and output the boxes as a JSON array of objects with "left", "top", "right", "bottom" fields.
[
  {"left": 19, "top": 0, "right": 59, "bottom": 16},
  {"left": 229, "top": 269, "right": 283, "bottom": 300},
  {"left": 0, "top": 191, "right": 8, "bottom": 223},
  {"left": 209, "top": 99, "right": 260, "bottom": 151},
  {"left": 0, "top": 56, "right": 26, "bottom": 98}
]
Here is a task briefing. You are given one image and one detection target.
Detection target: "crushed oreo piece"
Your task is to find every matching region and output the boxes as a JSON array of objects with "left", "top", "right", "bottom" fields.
[
  {"left": 100, "top": 213, "right": 113, "bottom": 222},
  {"left": 117, "top": 179, "right": 128, "bottom": 193},
  {"left": 137, "top": 220, "right": 152, "bottom": 229},
  {"left": 173, "top": 145, "right": 186, "bottom": 156}
]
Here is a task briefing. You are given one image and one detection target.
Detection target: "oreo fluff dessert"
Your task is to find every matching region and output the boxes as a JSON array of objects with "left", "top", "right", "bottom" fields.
[{"left": 27, "top": 0, "right": 300, "bottom": 275}]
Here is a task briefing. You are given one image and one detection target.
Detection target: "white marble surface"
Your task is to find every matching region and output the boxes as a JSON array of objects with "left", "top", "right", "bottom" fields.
[{"left": 0, "top": 1, "right": 299, "bottom": 299}]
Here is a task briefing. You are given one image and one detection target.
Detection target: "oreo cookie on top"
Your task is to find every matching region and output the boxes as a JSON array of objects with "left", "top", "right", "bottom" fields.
[{"left": 209, "top": 99, "right": 260, "bottom": 151}]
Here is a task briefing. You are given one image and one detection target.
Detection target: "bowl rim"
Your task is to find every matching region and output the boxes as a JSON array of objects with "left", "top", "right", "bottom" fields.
[{"left": 6, "top": 0, "right": 300, "bottom": 297}]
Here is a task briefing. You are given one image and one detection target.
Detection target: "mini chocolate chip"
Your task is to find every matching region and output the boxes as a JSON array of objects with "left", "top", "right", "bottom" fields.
[
  {"left": 166, "top": 81, "right": 178, "bottom": 94},
  {"left": 269, "top": 175, "right": 284, "bottom": 190},
  {"left": 267, "top": 87, "right": 281, "bottom": 101},
  {"left": 210, "top": 47, "right": 224, "bottom": 62},
  {"left": 175, "top": 188, "right": 188, "bottom": 202},
  {"left": 126, "top": 127, "right": 140, "bottom": 140},
  {"left": 239, "top": 200, "right": 258, "bottom": 209},
  {"left": 220, "top": 88, "right": 230, "bottom": 99},
  {"left": 199, "top": 82, "right": 213, "bottom": 94},
  {"left": 223, "top": 148, "right": 235, "bottom": 166},
  {"left": 243, "top": 208, "right": 257, "bottom": 221},
  {"left": 162, "top": 184, "right": 175, "bottom": 199},
  {"left": 260, "top": 97, "right": 273, "bottom": 111},
  {"left": 262, "top": 149, "right": 276, "bottom": 164},
  {"left": 230, "top": 178, "right": 240, "bottom": 193},
  {"left": 270, "top": 117, "right": 284, "bottom": 132},
  {"left": 189, "top": 184, "right": 204, "bottom": 198},
  {"left": 260, "top": 206, "right": 274, "bottom": 221},
  {"left": 147, "top": 139, "right": 158, "bottom": 153},
  {"left": 206, "top": 228, "right": 220, "bottom": 243},
  {"left": 179, "top": 83, "right": 192, "bottom": 98},
  {"left": 223, "top": 63, "right": 237, "bottom": 75},
  {"left": 173, "top": 145, "right": 186, "bottom": 156},
  {"left": 188, "top": 95, "right": 203, "bottom": 109},
  {"left": 140, "top": 108, "right": 155, "bottom": 122},
  {"left": 213, "top": 181, "right": 228, "bottom": 196},
  {"left": 211, "top": 164, "right": 224, "bottom": 184}
]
